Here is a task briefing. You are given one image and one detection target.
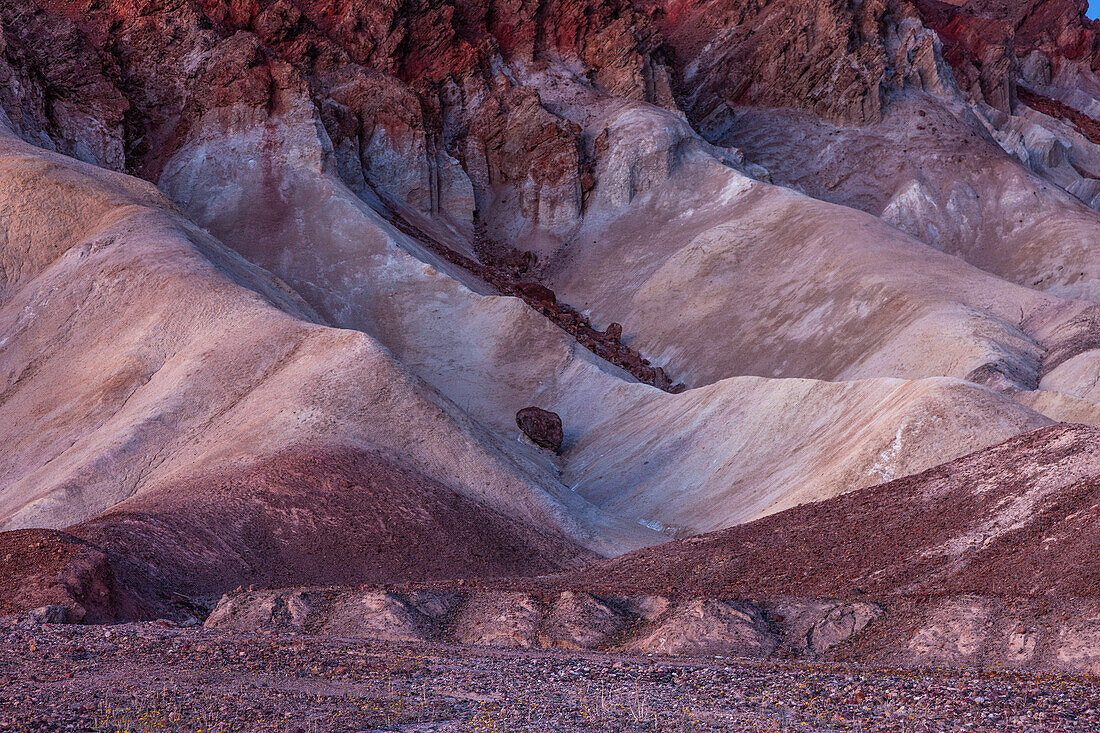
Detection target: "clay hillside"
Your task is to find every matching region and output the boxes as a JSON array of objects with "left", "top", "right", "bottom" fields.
[{"left": 5, "top": 0, "right": 1100, "bottom": 676}]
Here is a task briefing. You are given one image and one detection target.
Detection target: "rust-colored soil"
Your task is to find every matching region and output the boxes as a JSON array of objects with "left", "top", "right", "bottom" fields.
[
  {"left": 0, "top": 529, "right": 142, "bottom": 622},
  {"left": 68, "top": 445, "right": 594, "bottom": 611},
  {"left": 565, "top": 424, "right": 1100, "bottom": 602}
]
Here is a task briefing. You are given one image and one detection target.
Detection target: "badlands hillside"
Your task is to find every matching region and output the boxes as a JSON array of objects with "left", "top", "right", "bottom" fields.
[{"left": 7, "top": 0, "right": 1100, "bottom": 692}]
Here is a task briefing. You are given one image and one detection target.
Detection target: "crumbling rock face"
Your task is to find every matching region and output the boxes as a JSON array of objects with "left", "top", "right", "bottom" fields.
[
  {"left": 8, "top": 0, "right": 1100, "bottom": 260},
  {"left": 637, "top": 0, "right": 914, "bottom": 126},
  {"left": 322, "top": 66, "right": 475, "bottom": 226},
  {"left": 451, "top": 592, "right": 546, "bottom": 649},
  {"left": 9, "top": 0, "right": 667, "bottom": 246},
  {"left": 315, "top": 592, "right": 438, "bottom": 642},
  {"left": 906, "top": 0, "right": 1100, "bottom": 217},
  {"left": 464, "top": 83, "right": 586, "bottom": 238},
  {"left": 0, "top": 2, "right": 126, "bottom": 170},
  {"left": 0, "top": 0, "right": 999, "bottom": 254},
  {"left": 807, "top": 603, "right": 883, "bottom": 655},
  {"left": 541, "top": 591, "right": 626, "bottom": 649},
  {"left": 915, "top": 0, "right": 1100, "bottom": 113},
  {"left": 626, "top": 598, "right": 777, "bottom": 658},
  {"left": 0, "top": 529, "right": 145, "bottom": 624},
  {"left": 202, "top": 585, "right": 880, "bottom": 660},
  {"left": 203, "top": 588, "right": 323, "bottom": 633},
  {"left": 762, "top": 600, "right": 884, "bottom": 658},
  {"left": 886, "top": 594, "right": 1100, "bottom": 673}
]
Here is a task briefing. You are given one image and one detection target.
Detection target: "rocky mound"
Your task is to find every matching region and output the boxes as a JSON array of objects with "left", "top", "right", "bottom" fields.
[
  {"left": 72, "top": 445, "right": 594, "bottom": 608},
  {"left": 555, "top": 423, "right": 1100, "bottom": 670},
  {"left": 570, "top": 423, "right": 1100, "bottom": 600},
  {"left": 204, "top": 585, "right": 880, "bottom": 660},
  {"left": 0, "top": 529, "right": 144, "bottom": 623}
]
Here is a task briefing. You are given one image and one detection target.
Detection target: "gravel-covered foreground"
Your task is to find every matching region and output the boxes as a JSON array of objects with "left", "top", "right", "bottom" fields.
[{"left": 1, "top": 620, "right": 1099, "bottom": 732}]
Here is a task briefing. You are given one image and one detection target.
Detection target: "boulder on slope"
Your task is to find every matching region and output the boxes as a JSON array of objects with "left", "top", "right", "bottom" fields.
[{"left": 516, "top": 407, "right": 565, "bottom": 453}]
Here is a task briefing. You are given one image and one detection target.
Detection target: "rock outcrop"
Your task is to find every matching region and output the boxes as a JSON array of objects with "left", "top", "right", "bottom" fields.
[
  {"left": 625, "top": 599, "right": 776, "bottom": 658},
  {"left": 0, "top": 529, "right": 144, "bottom": 623},
  {"left": 203, "top": 585, "right": 877, "bottom": 661}
]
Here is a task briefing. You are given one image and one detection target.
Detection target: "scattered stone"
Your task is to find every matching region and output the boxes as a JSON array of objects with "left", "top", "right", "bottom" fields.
[{"left": 7, "top": 617, "right": 1100, "bottom": 731}]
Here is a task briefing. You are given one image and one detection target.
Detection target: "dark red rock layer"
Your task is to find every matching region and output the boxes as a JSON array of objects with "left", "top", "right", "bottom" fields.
[
  {"left": 916, "top": 0, "right": 1100, "bottom": 112},
  {"left": 0, "top": 529, "right": 148, "bottom": 623},
  {"left": 8, "top": 0, "right": 1097, "bottom": 174},
  {"left": 390, "top": 215, "right": 685, "bottom": 391},
  {"left": 15, "top": 0, "right": 667, "bottom": 175},
  {"left": 1018, "top": 87, "right": 1100, "bottom": 144},
  {"left": 562, "top": 424, "right": 1100, "bottom": 602},
  {"left": 70, "top": 445, "right": 595, "bottom": 607},
  {"left": 637, "top": 0, "right": 899, "bottom": 124}
]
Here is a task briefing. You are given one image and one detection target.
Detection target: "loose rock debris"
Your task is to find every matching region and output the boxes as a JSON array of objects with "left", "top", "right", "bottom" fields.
[{"left": 2, "top": 620, "right": 1100, "bottom": 732}]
